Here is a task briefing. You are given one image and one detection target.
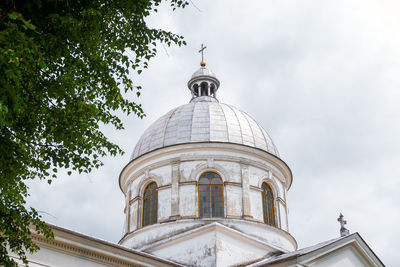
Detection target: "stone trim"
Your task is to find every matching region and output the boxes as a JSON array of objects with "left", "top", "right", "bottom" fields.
[
  {"left": 276, "top": 197, "right": 286, "bottom": 205},
  {"left": 224, "top": 181, "right": 242, "bottom": 187},
  {"left": 126, "top": 156, "right": 285, "bottom": 187},
  {"left": 32, "top": 235, "right": 142, "bottom": 267},
  {"left": 136, "top": 175, "right": 162, "bottom": 198},
  {"left": 32, "top": 225, "right": 182, "bottom": 267},
  {"left": 159, "top": 217, "right": 179, "bottom": 223},
  {"left": 179, "top": 215, "right": 198, "bottom": 219},
  {"left": 168, "top": 215, "right": 181, "bottom": 220},
  {"left": 250, "top": 185, "right": 263, "bottom": 192},
  {"left": 259, "top": 177, "right": 281, "bottom": 199},
  {"left": 158, "top": 184, "right": 172, "bottom": 191},
  {"left": 226, "top": 215, "right": 242, "bottom": 219},
  {"left": 129, "top": 196, "right": 140, "bottom": 205},
  {"left": 189, "top": 162, "right": 230, "bottom": 183},
  {"left": 179, "top": 181, "right": 197, "bottom": 185},
  {"left": 120, "top": 143, "right": 292, "bottom": 193}
]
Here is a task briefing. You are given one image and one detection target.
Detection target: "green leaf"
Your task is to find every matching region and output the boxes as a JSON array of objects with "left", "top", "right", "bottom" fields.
[
  {"left": 0, "top": 0, "right": 187, "bottom": 265},
  {"left": 8, "top": 12, "right": 22, "bottom": 20}
]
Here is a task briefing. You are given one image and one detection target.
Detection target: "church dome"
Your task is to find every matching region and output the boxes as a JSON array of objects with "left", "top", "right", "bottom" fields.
[
  {"left": 191, "top": 66, "right": 217, "bottom": 78},
  {"left": 131, "top": 99, "right": 279, "bottom": 159},
  {"left": 121, "top": 55, "right": 296, "bottom": 262}
]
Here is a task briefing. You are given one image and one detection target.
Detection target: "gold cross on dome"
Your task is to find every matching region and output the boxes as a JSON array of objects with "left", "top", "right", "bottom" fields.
[{"left": 198, "top": 43, "right": 207, "bottom": 63}]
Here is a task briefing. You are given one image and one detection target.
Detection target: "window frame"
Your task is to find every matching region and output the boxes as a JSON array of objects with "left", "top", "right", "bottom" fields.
[
  {"left": 198, "top": 171, "right": 224, "bottom": 218},
  {"left": 261, "top": 182, "right": 277, "bottom": 227},
  {"left": 142, "top": 182, "right": 158, "bottom": 227}
]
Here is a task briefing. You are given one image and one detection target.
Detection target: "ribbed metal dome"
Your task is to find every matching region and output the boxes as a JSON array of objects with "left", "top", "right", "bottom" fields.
[{"left": 131, "top": 99, "right": 279, "bottom": 160}]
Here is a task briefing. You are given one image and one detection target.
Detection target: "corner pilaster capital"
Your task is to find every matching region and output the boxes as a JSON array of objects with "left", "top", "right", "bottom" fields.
[
  {"left": 240, "top": 161, "right": 249, "bottom": 169},
  {"left": 171, "top": 158, "right": 181, "bottom": 167}
]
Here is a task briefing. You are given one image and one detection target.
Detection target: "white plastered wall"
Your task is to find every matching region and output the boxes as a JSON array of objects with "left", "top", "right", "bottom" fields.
[
  {"left": 179, "top": 184, "right": 196, "bottom": 217},
  {"left": 225, "top": 185, "right": 242, "bottom": 217},
  {"left": 119, "top": 143, "right": 294, "bottom": 251}
]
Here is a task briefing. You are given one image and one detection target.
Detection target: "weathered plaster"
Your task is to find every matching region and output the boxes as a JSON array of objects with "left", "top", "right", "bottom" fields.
[
  {"left": 250, "top": 189, "right": 264, "bottom": 222},
  {"left": 226, "top": 185, "right": 242, "bottom": 217},
  {"left": 179, "top": 184, "right": 196, "bottom": 217},
  {"left": 158, "top": 188, "right": 171, "bottom": 221},
  {"left": 119, "top": 143, "right": 295, "bottom": 266},
  {"left": 130, "top": 200, "right": 139, "bottom": 232},
  {"left": 145, "top": 222, "right": 294, "bottom": 267}
]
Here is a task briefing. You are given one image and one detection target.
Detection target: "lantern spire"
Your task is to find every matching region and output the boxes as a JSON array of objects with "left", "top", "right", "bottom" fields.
[
  {"left": 187, "top": 45, "right": 220, "bottom": 102},
  {"left": 198, "top": 43, "right": 207, "bottom": 66}
]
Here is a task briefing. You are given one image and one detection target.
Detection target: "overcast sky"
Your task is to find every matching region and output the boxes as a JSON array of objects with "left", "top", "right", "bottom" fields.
[{"left": 27, "top": 1, "right": 400, "bottom": 265}]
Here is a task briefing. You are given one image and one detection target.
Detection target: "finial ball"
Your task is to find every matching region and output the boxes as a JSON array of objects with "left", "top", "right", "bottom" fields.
[{"left": 200, "top": 61, "right": 206, "bottom": 67}]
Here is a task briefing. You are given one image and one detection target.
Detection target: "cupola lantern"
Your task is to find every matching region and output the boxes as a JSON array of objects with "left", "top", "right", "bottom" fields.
[{"left": 187, "top": 44, "right": 220, "bottom": 101}]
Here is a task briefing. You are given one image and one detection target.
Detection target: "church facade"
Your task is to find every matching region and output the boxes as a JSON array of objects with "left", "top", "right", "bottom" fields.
[{"left": 14, "top": 59, "right": 384, "bottom": 266}]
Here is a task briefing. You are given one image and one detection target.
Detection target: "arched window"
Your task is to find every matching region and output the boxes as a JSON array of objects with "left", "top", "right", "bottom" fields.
[
  {"left": 143, "top": 182, "right": 158, "bottom": 227},
  {"left": 210, "top": 83, "right": 216, "bottom": 97},
  {"left": 198, "top": 172, "right": 223, "bottom": 218},
  {"left": 200, "top": 82, "right": 208, "bottom": 96},
  {"left": 262, "top": 183, "right": 276, "bottom": 226},
  {"left": 193, "top": 84, "right": 199, "bottom": 96}
]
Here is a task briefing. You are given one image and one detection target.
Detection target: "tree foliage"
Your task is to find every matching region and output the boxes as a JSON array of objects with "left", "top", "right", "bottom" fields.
[{"left": 0, "top": 0, "right": 187, "bottom": 265}]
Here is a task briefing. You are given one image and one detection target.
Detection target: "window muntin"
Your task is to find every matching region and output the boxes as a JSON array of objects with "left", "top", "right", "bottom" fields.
[
  {"left": 198, "top": 172, "right": 223, "bottom": 218},
  {"left": 143, "top": 182, "right": 158, "bottom": 227},
  {"left": 262, "top": 183, "right": 276, "bottom": 226}
]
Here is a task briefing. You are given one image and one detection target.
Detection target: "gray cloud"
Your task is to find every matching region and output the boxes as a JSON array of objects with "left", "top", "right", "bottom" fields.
[{"left": 27, "top": 1, "right": 399, "bottom": 265}]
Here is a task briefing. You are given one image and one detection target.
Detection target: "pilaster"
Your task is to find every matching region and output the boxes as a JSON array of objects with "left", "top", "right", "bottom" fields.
[
  {"left": 125, "top": 190, "right": 131, "bottom": 234},
  {"left": 170, "top": 160, "right": 180, "bottom": 219},
  {"left": 241, "top": 164, "right": 253, "bottom": 219}
]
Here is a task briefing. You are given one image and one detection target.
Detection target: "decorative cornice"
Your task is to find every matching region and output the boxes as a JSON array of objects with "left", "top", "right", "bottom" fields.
[
  {"left": 120, "top": 143, "right": 292, "bottom": 193},
  {"left": 125, "top": 155, "right": 285, "bottom": 191},
  {"left": 171, "top": 158, "right": 181, "bottom": 166},
  {"left": 240, "top": 160, "right": 250, "bottom": 167},
  {"left": 31, "top": 224, "right": 182, "bottom": 267},
  {"left": 32, "top": 234, "right": 142, "bottom": 267}
]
